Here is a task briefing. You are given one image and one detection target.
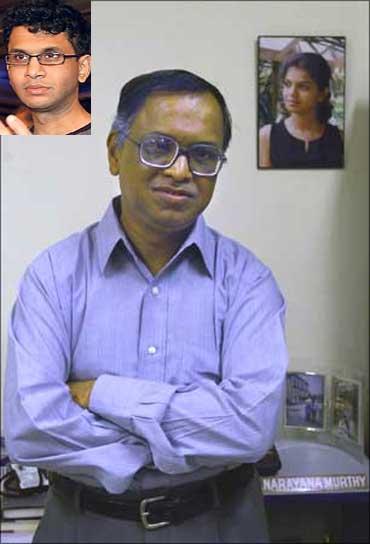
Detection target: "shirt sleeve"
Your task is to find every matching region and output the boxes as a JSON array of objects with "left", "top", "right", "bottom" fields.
[
  {"left": 89, "top": 264, "right": 288, "bottom": 475},
  {"left": 4, "top": 255, "right": 152, "bottom": 494}
]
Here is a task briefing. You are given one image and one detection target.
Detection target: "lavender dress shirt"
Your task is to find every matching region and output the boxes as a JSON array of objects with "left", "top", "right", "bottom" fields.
[{"left": 5, "top": 197, "right": 288, "bottom": 494}]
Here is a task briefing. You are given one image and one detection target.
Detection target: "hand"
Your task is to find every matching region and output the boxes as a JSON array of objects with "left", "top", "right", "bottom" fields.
[
  {"left": 68, "top": 380, "right": 96, "bottom": 408},
  {"left": 0, "top": 115, "right": 32, "bottom": 135}
]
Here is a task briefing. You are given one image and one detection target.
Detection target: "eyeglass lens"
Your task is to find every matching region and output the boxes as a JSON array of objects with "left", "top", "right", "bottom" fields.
[
  {"left": 6, "top": 52, "right": 65, "bottom": 65},
  {"left": 140, "top": 135, "right": 222, "bottom": 175}
]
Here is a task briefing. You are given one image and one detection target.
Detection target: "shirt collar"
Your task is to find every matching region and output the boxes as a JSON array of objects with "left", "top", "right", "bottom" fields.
[
  {"left": 95, "top": 197, "right": 125, "bottom": 273},
  {"left": 175, "top": 212, "right": 214, "bottom": 278},
  {"left": 96, "top": 197, "right": 215, "bottom": 278}
]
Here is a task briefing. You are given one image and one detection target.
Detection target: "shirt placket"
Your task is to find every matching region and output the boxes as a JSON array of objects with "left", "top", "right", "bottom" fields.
[{"left": 137, "top": 278, "right": 168, "bottom": 382}]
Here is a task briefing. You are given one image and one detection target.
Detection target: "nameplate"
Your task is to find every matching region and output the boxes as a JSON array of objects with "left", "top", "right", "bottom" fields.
[{"left": 262, "top": 473, "right": 368, "bottom": 494}]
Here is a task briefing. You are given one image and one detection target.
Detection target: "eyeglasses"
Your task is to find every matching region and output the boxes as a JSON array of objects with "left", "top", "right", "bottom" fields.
[
  {"left": 5, "top": 52, "right": 80, "bottom": 66},
  {"left": 127, "top": 133, "right": 226, "bottom": 177}
]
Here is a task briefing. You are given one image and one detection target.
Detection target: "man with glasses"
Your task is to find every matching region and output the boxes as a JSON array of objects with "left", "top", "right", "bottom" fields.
[
  {"left": 5, "top": 69, "right": 288, "bottom": 542},
  {"left": 0, "top": 0, "right": 91, "bottom": 135}
]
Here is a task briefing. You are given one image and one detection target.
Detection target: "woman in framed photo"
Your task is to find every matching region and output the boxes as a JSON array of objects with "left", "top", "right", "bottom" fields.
[{"left": 259, "top": 52, "right": 344, "bottom": 168}]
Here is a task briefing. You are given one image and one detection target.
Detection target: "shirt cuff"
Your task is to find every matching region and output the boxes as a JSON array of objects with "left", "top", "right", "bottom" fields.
[{"left": 89, "top": 374, "right": 178, "bottom": 432}]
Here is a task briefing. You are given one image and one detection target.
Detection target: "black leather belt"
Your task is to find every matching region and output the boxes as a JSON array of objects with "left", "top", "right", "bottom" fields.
[{"left": 49, "top": 464, "right": 255, "bottom": 530}]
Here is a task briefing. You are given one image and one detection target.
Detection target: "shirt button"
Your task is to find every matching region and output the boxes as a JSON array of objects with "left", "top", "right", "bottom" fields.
[
  {"left": 147, "top": 346, "right": 157, "bottom": 355},
  {"left": 152, "top": 286, "right": 160, "bottom": 296}
]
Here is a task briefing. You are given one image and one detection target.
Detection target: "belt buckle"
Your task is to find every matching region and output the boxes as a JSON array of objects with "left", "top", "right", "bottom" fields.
[{"left": 139, "top": 495, "right": 170, "bottom": 530}]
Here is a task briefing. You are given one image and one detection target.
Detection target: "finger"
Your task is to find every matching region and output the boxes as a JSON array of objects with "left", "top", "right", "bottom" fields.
[
  {"left": 0, "top": 119, "right": 14, "bottom": 135},
  {"left": 6, "top": 114, "right": 32, "bottom": 135}
]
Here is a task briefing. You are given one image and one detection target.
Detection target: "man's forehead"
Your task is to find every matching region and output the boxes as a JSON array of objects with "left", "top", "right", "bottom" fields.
[
  {"left": 143, "top": 90, "right": 217, "bottom": 107},
  {"left": 136, "top": 91, "right": 223, "bottom": 123},
  {"left": 8, "top": 26, "right": 73, "bottom": 51},
  {"left": 130, "top": 91, "right": 224, "bottom": 144}
]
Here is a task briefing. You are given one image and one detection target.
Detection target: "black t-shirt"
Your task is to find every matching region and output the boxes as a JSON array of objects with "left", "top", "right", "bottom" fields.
[
  {"left": 67, "top": 123, "right": 91, "bottom": 135},
  {"left": 30, "top": 123, "right": 91, "bottom": 135}
]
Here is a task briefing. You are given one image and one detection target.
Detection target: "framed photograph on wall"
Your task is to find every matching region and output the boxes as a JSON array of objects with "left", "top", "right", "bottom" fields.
[
  {"left": 257, "top": 35, "right": 345, "bottom": 169},
  {"left": 331, "top": 376, "right": 362, "bottom": 445},
  {"left": 285, "top": 371, "right": 326, "bottom": 430}
]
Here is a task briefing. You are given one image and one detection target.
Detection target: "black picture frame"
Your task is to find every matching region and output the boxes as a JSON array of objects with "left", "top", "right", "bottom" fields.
[{"left": 257, "top": 35, "right": 346, "bottom": 170}]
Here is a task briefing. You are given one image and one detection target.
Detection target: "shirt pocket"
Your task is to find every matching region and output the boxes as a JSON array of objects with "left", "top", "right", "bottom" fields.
[{"left": 178, "top": 340, "right": 222, "bottom": 385}]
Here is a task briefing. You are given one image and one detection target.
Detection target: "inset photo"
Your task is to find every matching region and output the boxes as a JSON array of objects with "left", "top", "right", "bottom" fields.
[
  {"left": 0, "top": 0, "right": 91, "bottom": 135},
  {"left": 258, "top": 35, "right": 345, "bottom": 169},
  {"left": 331, "top": 376, "right": 362, "bottom": 444},
  {"left": 285, "top": 371, "right": 326, "bottom": 430}
]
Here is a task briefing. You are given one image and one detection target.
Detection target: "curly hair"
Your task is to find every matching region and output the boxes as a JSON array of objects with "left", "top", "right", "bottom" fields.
[
  {"left": 279, "top": 52, "right": 333, "bottom": 123},
  {"left": 1, "top": 0, "right": 90, "bottom": 55}
]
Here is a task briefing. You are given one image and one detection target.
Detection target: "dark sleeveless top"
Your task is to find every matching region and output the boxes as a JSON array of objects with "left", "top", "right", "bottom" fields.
[{"left": 270, "top": 120, "right": 344, "bottom": 168}]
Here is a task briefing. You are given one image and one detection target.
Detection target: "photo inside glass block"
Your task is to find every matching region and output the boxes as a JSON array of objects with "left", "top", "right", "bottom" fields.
[
  {"left": 285, "top": 372, "right": 325, "bottom": 430},
  {"left": 332, "top": 377, "right": 361, "bottom": 443}
]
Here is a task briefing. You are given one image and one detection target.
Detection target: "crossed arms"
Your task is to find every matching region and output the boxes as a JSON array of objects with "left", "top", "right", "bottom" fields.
[{"left": 5, "top": 250, "right": 288, "bottom": 493}]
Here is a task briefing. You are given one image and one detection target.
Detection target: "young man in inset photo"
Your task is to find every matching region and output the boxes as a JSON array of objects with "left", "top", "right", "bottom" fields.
[{"left": 0, "top": 0, "right": 91, "bottom": 135}]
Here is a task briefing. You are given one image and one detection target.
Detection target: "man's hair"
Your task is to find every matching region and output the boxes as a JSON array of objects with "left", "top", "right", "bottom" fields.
[
  {"left": 111, "top": 69, "right": 232, "bottom": 151},
  {"left": 279, "top": 52, "right": 333, "bottom": 123},
  {"left": 1, "top": 0, "right": 90, "bottom": 55}
]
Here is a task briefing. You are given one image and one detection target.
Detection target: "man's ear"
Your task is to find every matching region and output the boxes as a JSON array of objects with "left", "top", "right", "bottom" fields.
[
  {"left": 107, "top": 132, "right": 120, "bottom": 176},
  {"left": 5, "top": 63, "right": 13, "bottom": 87},
  {"left": 77, "top": 54, "right": 91, "bottom": 83}
]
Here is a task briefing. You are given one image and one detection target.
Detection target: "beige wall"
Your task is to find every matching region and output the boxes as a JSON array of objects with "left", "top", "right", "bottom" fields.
[{"left": 2, "top": 1, "right": 369, "bottom": 449}]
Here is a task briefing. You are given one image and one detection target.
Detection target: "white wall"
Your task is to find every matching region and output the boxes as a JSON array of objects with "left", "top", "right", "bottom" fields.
[{"left": 2, "top": 1, "right": 369, "bottom": 448}]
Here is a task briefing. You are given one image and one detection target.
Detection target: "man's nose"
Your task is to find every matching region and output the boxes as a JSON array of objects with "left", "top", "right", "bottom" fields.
[
  {"left": 25, "top": 57, "right": 46, "bottom": 78},
  {"left": 163, "top": 154, "right": 192, "bottom": 181}
]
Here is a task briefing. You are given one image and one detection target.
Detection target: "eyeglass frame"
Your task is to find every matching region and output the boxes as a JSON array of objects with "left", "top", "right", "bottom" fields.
[
  {"left": 4, "top": 52, "right": 81, "bottom": 66},
  {"left": 126, "top": 133, "right": 227, "bottom": 177}
]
